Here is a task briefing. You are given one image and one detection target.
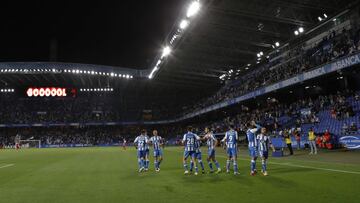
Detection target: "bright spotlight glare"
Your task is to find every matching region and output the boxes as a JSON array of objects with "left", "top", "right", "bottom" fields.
[
  {"left": 294, "top": 30, "right": 299, "bottom": 35},
  {"left": 179, "top": 20, "right": 189, "bottom": 29},
  {"left": 275, "top": 42, "right": 280, "bottom": 47},
  {"left": 162, "top": 46, "right": 171, "bottom": 57},
  {"left": 187, "top": 1, "right": 200, "bottom": 18},
  {"left": 298, "top": 27, "right": 304, "bottom": 33}
]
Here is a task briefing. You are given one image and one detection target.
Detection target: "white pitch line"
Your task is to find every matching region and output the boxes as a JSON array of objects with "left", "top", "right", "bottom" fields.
[
  {"left": 269, "top": 162, "right": 360, "bottom": 175},
  {"left": 165, "top": 148, "right": 360, "bottom": 175},
  {"left": 0, "top": 164, "right": 14, "bottom": 169}
]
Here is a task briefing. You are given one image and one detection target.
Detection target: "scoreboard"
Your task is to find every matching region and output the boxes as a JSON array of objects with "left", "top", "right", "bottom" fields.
[{"left": 26, "top": 87, "right": 77, "bottom": 97}]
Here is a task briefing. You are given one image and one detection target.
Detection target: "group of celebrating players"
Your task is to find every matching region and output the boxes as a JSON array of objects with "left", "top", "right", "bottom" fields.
[{"left": 134, "top": 121, "right": 274, "bottom": 176}]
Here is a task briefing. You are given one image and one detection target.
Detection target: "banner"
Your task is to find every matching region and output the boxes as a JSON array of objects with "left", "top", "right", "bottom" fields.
[{"left": 339, "top": 136, "right": 360, "bottom": 149}]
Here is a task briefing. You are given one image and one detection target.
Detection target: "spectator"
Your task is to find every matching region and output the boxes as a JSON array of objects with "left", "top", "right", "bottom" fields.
[
  {"left": 294, "top": 129, "right": 301, "bottom": 150},
  {"left": 342, "top": 123, "right": 349, "bottom": 134},
  {"left": 350, "top": 122, "right": 358, "bottom": 133},
  {"left": 283, "top": 130, "right": 293, "bottom": 155},
  {"left": 308, "top": 128, "right": 317, "bottom": 155}
]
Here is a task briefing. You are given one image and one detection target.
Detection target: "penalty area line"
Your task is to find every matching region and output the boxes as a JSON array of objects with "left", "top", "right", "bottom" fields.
[{"left": 0, "top": 164, "right": 14, "bottom": 169}]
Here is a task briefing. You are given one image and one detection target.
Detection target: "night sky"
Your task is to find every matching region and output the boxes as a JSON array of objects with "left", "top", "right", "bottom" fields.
[{"left": 0, "top": 0, "right": 184, "bottom": 69}]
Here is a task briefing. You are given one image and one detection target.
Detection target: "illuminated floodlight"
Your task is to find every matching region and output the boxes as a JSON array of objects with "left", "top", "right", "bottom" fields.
[
  {"left": 162, "top": 46, "right": 171, "bottom": 57},
  {"left": 275, "top": 42, "right": 280, "bottom": 47},
  {"left": 318, "top": 16, "right": 322, "bottom": 21},
  {"left": 110, "top": 88, "right": 113, "bottom": 91},
  {"left": 260, "top": 51, "right": 263, "bottom": 56},
  {"left": 257, "top": 53, "right": 261, "bottom": 57},
  {"left": 111, "top": 73, "right": 114, "bottom": 77},
  {"left": 187, "top": 1, "right": 200, "bottom": 18},
  {"left": 126, "top": 74, "right": 130, "bottom": 79},
  {"left": 324, "top": 13, "right": 327, "bottom": 18},
  {"left": 100, "top": 88, "right": 104, "bottom": 91},
  {"left": 298, "top": 27, "right": 304, "bottom": 33},
  {"left": 91, "top": 71, "right": 95, "bottom": 75},
  {"left": 76, "top": 70, "right": 80, "bottom": 74},
  {"left": 294, "top": 30, "right": 299, "bottom": 35},
  {"left": 130, "top": 75, "right": 133, "bottom": 79},
  {"left": 122, "top": 74, "right": 126, "bottom": 78},
  {"left": 179, "top": 19, "right": 189, "bottom": 29}
]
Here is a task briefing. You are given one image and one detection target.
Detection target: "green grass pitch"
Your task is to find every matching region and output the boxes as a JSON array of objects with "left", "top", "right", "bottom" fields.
[{"left": 1, "top": 147, "right": 360, "bottom": 203}]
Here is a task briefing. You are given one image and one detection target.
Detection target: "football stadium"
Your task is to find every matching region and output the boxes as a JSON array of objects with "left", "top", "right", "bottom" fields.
[{"left": 1, "top": 0, "right": 360, "bottom": 202}]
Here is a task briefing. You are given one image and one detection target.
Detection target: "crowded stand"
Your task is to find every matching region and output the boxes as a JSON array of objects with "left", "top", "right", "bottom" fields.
[
  {"left": 180, "top": 26, "right": 360, "bottom": 116},
  {"left": 1, "top": 89, "right": 359, "bottom": 149}
]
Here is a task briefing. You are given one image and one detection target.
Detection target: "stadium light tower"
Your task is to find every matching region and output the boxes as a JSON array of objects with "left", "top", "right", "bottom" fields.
[{"left": 187, "top": 1, "right": 200, "bottom": 18}]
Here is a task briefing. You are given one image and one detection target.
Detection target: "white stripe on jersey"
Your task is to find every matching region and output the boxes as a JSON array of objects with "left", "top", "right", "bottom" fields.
[
  {"left": 150, "top": 136, "right": 162, "bottom": 150},
  {"left": 206, "top": 133, "right": 216, "bottom": 150},
  {"left": 223, "top": 130, "right": 238, "bottom": 149},
  {"left": 257, "top": 134, "right": 270, "bottom": 152},
  {"left": 134, "top": 135, "right": 148, "bottom": 151}
]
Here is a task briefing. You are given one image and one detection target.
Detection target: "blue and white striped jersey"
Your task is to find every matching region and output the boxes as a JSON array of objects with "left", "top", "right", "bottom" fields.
[
  {"left": 205, "top": 133, "right": 216, "bottom": 150},
  {"left": 134, "top": 135, "right": 148, "bottom": 151},
  {"left": 150, "top": 135, "right": 162, "bottom": 150},
  {"left": 195, "top": 139, "right": 202, "bottom": 153},
  {"left": 222, "top": 130, "right": 238, "bottom": 149},
  {"left": 247, "top": 124, "right": 261, "bottom": 148},
  {"left": 257, "top": 134, "right": 271, "bottom": 152},
  {"left": 182, "top": 132, "right": 200, "bottom": 152},
  {"left": 145, "top": 135, "right": 150, "bottom": 150}
]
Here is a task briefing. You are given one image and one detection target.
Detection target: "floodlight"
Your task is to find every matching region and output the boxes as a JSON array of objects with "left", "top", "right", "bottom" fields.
[
  {"left": 187, "top": 1, "right": 200, "bottom": 18},
  {"left": 179, "top": 19, "right": 189, "bottom": 29},
  {"left": 162, "top": 46, "right": 171, "bottom": 57}
]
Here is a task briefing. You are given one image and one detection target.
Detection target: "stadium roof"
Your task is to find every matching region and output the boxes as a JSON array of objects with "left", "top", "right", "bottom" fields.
[
  {"left": 152, "top": 0, "right": 358, "bottom": 88},
  {"left": 0, "top": 0, "right": 359, "bottom": 113}
]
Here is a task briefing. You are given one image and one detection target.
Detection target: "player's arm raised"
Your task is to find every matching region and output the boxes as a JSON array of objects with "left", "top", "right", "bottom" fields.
[{"left": 181, "top": 134, "right": 186, "bottom": 145}]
